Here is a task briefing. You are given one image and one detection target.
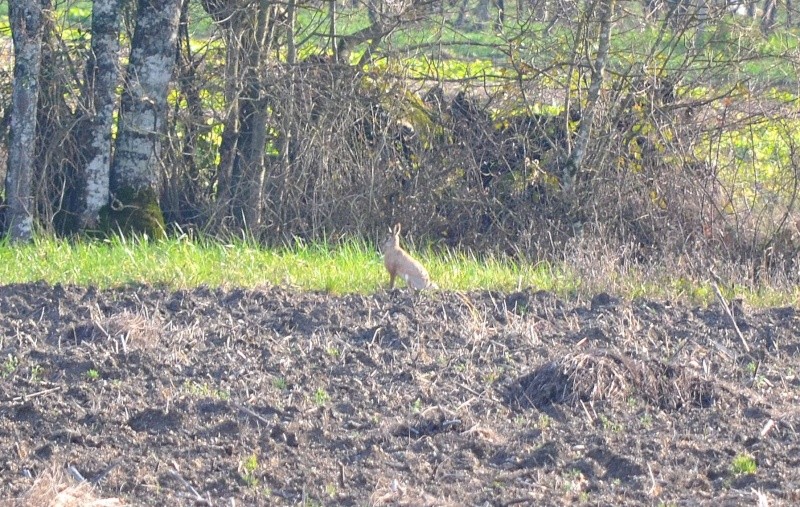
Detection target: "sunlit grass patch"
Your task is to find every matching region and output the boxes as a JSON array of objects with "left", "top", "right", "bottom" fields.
[{"left": 0, "top": 236, "right": 796, "bottom": 306}]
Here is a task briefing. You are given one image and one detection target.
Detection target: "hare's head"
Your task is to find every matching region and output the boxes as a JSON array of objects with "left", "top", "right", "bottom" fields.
[{"left": 380, "top": 223, "right": 401, "bottom": 253}]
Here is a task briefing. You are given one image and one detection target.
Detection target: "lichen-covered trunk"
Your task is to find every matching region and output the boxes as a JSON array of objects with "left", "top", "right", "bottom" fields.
[
  {"left": 106, "top": 0, "right": 181, "bottom": 238},
  {"left": 5, "top": 0, "right": 47, "bottom": 241},
  {"left": 79, "top": 0, "right": 122, "bottom": 228}
]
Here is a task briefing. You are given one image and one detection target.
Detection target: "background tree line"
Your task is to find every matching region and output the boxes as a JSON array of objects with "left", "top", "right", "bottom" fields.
[{"left": 1, "top": 0, "right": 799, "bottom": 283}]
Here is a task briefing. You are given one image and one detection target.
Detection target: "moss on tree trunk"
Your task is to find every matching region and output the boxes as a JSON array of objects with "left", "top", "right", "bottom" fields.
[{"left": 98, "top": 187, "right": 166, "bottom": 239}]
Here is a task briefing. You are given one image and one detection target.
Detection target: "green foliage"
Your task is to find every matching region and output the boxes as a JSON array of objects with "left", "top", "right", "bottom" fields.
[
  {"left": 183, "top": 380, "right": 230, "bottom": 400},
  {"left": 372, "top": 55, "right": 499, "bottom": 81},
  {"left": 29, "top": 364, "right": 44, "bottom": 383},
  {"left": 538, "top": 414, "right": 552, "bottom": 430},
  {"left": 240, "top": 454, "right": 260, "bottom": 488},
  {"left": 53, "top": 1, "right": 92, "bottom": 29},
  {"left": 324, "top": 482, "right": 338, "bottom": 498},
  {"left": 731, "top": 453, "right": 757, "bottom": 475},
  {"left": 1, "top": 355, "right": 19, "bottom": 379},
  {"left": 0, "top": 236, "right": 796, "bottom": 305},
  {"left": 598, "top": 414, "right": 622, "bottom": 432},
  {"left": 242, "top": 454, "right": 258, "bottom": 473},
  {"left": 313, "top": 388, "right": 330, "bottom": 406}
]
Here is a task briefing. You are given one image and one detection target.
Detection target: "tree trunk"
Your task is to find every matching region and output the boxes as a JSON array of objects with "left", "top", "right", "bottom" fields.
[
  {"left": 329, "top": 0, "right": 338, "bottom": 60},
  {"left": 280, "top": 0, "right": 298, "bottom": 169},
  {"left": 5, "top": 0, "right": 48, "bottom": 241},
  {"left": 106, "top": 0, "right": 182, "bottom": 238},
  {"left": 760, "top": 0, "right": 777, "bottom": 33},
  {"left": 562, "top": 0, "right": 615, "bottom": 192},
  {"left": 164, "top": 0, "right": 208, "bottom": 226},
  {"left": 228, "top": 0, "right": 271, "bottom": 232},
  {"left": 80, "top": 0, "right": 122, "bottom": 229},
  {"left": 213, "top": 29, "right": 241, "bottom": 225}
]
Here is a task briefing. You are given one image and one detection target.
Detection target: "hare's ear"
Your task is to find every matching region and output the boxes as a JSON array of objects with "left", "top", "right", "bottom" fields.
[{"left": 393, "top": 223, "right": 401, "bottom": 235}]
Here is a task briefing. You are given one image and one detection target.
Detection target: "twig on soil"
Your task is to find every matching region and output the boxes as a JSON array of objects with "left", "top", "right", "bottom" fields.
[
  {"left": 369, "top": 327, "right": 383, "bottom": 346},
  {"left": 457, "top": 382, "right": 482, "bottom": 397},
  {"left": 647, "top": 463, "right": 661, "bottom": 496},
  {"left": 8, "top": 385, "right": 63, "bottom": 403},
  {"left": 420, "top": 404, "right": 456, "bottom": 417},
  {"left": 66, "top": 465, "right": 86, "bottom": 482},
  {"left": 503, "top": 496, "right": 536, "bottom": 506},
  {"left": 760, "top": 419, "right": 775, "bottom": 437},
  {"left": 235, "top": 403, "right": 280, "bottom": 424},
  {"left": 706, "top": 337, "right": 734, "bottom": 361},
  {"left": 579, "top": 399, "right": 594, "bottom": 423},
  {"left": 709, "top": 270, "right": 750, "bottom": 353},
  {"left": 752, "top": 488, "right": 770, "bottom": 507},
  {"left": 169, "top": 469, "right": 209, "bottom": 505},
  {"left": 667, "top": 338, "right": 688, "bottom": 363},
  {"left": 91, "top": 459, "right": 122, "bottom": 485},
  {"left": 455, "top": 396, "right": 477, "bottom": 412}
]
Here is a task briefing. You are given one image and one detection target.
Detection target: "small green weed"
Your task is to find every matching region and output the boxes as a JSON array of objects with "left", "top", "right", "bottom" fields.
[
  {"left": 183, "top": 380, "right": 230, "bottom": 400},
  {"left": 29, "top": 364, "right": 44, "bottom": 383},
  {"left": 2, "top": 355, "right": 19, "bottom": 378},
  {"left": 325, "top": 482, "right": 338, "bottom": 498},
  {"left": 483, "top": 370, "right": 500, "bottom": 385},
  {"left": 241, "top": 454, "right": 259, "bottom": 487},
  {"left": 731, "top": 453, "right": 757, "bottom": 475},
  {"left": 85, "top": 369, "right": 100, "bottom": 381},
  {"left": 538, "top": 414, "right": 552, "bottom": 430},
  {"left": 599, "top": 414, "right": 622, "bottom": 432},
  {"left": 272, "top": 377, "right": 288, "bottom": 390},
  {"left": 745, "top": 362, "right": 768, "bottom": 387},
  {"left": 313, "top": 388, "right": 329, "bottom": 405}
]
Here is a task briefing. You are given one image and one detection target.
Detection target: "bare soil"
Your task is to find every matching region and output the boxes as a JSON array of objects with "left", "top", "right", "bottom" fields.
[{"left": 0, "top": 282, "right": 798, "bottom": 506}]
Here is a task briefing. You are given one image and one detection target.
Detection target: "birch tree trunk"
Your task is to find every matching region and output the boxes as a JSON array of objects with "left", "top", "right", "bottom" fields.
[
  {"left": 106, "top": 0, "right": 182, "bottom": 238},
  {"left": 80, "top": 0, "right": 122, "bottom": 228},
  {"left": 562, "top": 0, "right": 615, "bottom": 192},
  {"left": 5, "top": 0, "right": 47, "bottom": 241}
]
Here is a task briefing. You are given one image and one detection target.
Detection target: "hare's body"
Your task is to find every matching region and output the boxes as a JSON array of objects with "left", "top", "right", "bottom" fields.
[{"left": 381, "top": 224, "right": 435, "bottom": 290}]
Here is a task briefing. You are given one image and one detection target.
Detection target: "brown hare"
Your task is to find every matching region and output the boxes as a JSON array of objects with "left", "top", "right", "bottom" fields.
[{"left": 380, "top": 223, "right": 437, "bottom": 290}]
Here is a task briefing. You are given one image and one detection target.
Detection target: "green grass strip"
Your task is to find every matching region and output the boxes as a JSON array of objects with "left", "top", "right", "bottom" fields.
[
  {"left": 0, "top": 236, "right": 796, "bottom": 307},
  {"left": 0, "top": 236, "right": 562, "bottom": 294}
]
